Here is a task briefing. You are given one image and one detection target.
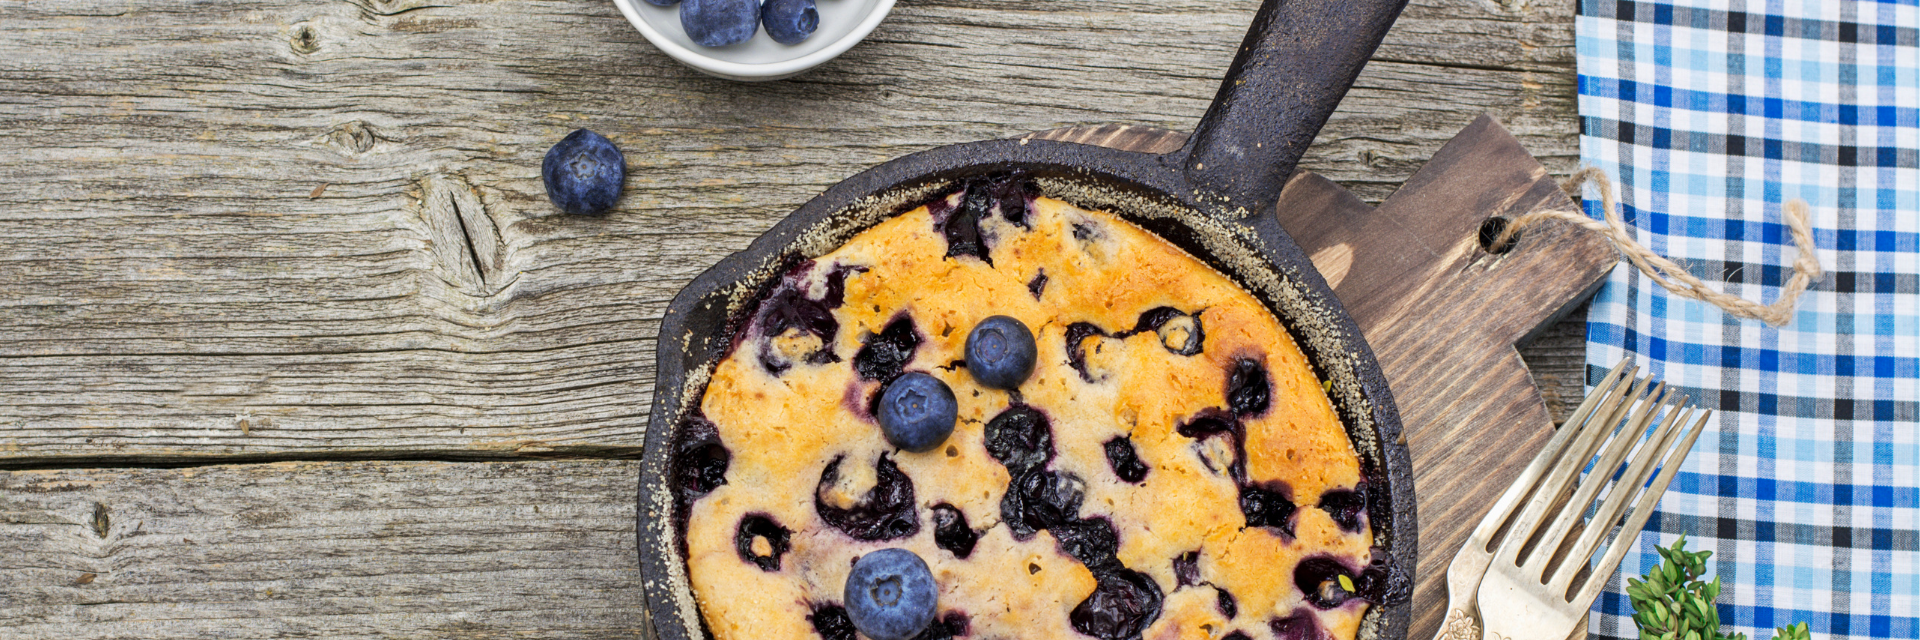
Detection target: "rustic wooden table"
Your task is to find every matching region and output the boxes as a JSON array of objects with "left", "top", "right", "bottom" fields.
[{"left": 0, "top": 0, "right": 1591, "bottom": 637}]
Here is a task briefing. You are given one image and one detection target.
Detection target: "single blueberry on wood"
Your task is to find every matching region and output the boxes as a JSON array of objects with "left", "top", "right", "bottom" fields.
[
  {"left": 965, "top": 315, "right": 1037, "bottom": 390},
  {"left": 845, "top": 549, "right": 939, "bottom": 640},
  {"left": 541, "top": 129, "right": 624, "bottom": 216},
  {"left": 761, "top": 0, "right": 818, "bottom": 45},
  {"left": 877, "top": 372, "right": 956, "bottom": 452},
  {"left": 680, "top": 0, "right": 758, "bottom": 47}
]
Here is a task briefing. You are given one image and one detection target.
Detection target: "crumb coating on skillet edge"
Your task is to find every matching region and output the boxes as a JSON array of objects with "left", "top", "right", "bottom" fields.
[{"left": 676, "top": 184, "right": 1397, "bottom": 640}]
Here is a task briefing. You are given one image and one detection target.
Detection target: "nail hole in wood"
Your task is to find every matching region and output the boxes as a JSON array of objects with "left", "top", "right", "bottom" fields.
[{"left": 1478, "top": 216, "right": 1520, "bottom": 254}]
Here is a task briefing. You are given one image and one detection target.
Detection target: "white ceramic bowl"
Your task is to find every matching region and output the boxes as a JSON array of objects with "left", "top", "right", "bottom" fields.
[{"left": 614, "top": 0, "right": 895, "bottom": 81}]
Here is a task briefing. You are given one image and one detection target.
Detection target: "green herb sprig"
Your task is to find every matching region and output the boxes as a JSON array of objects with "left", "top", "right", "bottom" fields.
[{"left": 1626, "top": 535, "right": 1812, "bottom": 640}]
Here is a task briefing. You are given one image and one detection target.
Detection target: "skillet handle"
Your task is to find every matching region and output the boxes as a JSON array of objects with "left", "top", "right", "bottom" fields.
[{"left": 1174, "top": 0, "right": 1409, "bottom": 215}]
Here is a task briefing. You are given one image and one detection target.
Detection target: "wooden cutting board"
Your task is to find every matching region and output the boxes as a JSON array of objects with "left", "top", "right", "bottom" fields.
[{"left": 1030, "top": 115, "right": 1619, "bottom": 640}]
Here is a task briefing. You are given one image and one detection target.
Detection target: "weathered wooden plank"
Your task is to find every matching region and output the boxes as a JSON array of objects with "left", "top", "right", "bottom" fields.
[
  {"left": 0, "top": 459, "right": 647, "bottom": 639},
  {"left": 0, "top": 0, "right": 1580, "bottom": 462}
]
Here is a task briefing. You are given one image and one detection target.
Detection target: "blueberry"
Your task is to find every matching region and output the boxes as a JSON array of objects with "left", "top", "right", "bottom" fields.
[
  {"left": 1239, "top": 482, "right": 1297, "bottom": 537},
  {"left": 681, "top": 0, "right": 759, "bottom": 47},
  {"left": 642, "top": 0, "right": 677, "bottom": 6},
  {"left": 1225, "top": 358, "right": 1271, "bottom": 417},
  {"left": 816, "top": 455, "right": 920, "bottom": 541},
  {"left": 965, "top": 316, "right": 1036, "bottom": 390},
  {"left": 1070, "top": 569, "right": 1163, "bottom": 640},
  {"left": 930, "top": 504, "right": 979, "bottom": 559},
  {"left": 541, "top": 129, "right": 625, "bottom": 216},
  {"left": 761, "top": 0, "right": 818, "bottom": 45},
  {"left": 844, "top": 548, "right": 938, "bottom": 640},
  {"left": 877, "top": 372, "right": 956, "bottom": 452},
  {"left": 855, "top": 317, "right": 921, "bottom": 382}
]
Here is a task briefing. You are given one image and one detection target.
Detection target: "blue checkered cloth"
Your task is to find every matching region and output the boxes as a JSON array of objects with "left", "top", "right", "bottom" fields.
[{"left": 1575, "top": 1, "right": 1919, "bottom": 639}]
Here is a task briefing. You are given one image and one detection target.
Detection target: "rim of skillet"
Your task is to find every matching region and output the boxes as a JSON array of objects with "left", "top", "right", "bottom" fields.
[{"left": 637, "top": 136, "right": 1417, "bottom": 640}]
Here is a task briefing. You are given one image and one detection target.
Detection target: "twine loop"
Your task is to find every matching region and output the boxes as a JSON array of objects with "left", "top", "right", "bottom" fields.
[{"left": 1489, "top": 167, "right": 1823, "bottom": 327}]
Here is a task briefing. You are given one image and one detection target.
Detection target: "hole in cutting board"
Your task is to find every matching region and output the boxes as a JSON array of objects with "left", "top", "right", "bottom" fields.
[{"left": 1478, "top": 217, "right": 1521, "bottom": 254}]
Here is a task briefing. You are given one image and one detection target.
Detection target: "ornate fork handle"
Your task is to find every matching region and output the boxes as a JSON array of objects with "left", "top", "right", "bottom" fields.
[{"left": 1438, "top": 608, "right": 1483, "bottom": 640}]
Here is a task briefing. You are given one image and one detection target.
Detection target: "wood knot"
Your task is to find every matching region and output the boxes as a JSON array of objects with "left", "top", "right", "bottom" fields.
[
  {"left": 352, "top": 0, "right": 442, "bottom": 18},
  {"left": 322, "top": 120, "right": 394, "bottom": 155},
  {"left": 417, "top": 173, "right": 507, "bottom": 296},
  {"left": 289, "top": 23, "right": 322, "bottom": 55},
  {"left": 90, "top": 502, "right": 110, "bottom": 539}
]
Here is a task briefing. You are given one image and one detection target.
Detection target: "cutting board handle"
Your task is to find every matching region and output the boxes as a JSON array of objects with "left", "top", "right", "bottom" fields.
[{"left": 1172, "top": 0, "right": 1409, "bottom": 216}]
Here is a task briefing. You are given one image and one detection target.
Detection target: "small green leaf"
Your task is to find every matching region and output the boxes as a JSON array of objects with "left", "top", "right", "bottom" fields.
[{"left": 1337, "top": 574, "right": 1354, "bottom": 593}]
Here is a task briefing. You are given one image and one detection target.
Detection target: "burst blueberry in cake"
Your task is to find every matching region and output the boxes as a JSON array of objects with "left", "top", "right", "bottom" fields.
[{"left": 671, "top": 176, "right": 1408, "bottom": 640}]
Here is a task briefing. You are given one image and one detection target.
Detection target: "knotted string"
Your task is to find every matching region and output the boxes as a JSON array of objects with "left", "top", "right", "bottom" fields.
[{"left": 1488, "top": 167, "right": 1823, "bottom": 327}]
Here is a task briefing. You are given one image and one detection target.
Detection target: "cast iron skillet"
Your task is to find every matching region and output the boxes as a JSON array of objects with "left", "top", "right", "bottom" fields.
[{"left": 641, "top": 0, "right": 1417, "bottom": 638}]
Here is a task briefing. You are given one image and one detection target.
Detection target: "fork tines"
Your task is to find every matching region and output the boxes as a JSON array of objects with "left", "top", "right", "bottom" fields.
[{"left": 1492, "top": 357, "right": 1712, "bottom": 604}]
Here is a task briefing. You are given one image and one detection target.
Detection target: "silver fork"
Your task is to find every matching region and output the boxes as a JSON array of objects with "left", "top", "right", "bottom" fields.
[
  {"left": 1474, "top": 361, "right": 1712, "bottom": 640},
  {"left": 1429, "top": 356, "right": 1641, "bottom": 640}
]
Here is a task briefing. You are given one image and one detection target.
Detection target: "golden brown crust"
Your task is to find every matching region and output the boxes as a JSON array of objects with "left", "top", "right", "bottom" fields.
[{"left": 686, "top": 194, "right": 1373, "bottom": 640}]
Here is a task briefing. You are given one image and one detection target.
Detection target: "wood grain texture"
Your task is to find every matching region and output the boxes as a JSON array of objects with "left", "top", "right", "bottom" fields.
[
  {"left": 1036, "top": 118, "right": 1616, "bottom": 640},
  {"left": 0, "top": 0, "right": 1581, "bottom": 463},
  {"left": 0, "top": 459, "right": 648, "bottom": 640}
]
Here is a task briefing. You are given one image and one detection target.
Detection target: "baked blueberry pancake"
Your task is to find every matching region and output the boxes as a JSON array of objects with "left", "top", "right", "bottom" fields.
[{"left": 671, "top": 177, "right": 1407, "bottom": 640}]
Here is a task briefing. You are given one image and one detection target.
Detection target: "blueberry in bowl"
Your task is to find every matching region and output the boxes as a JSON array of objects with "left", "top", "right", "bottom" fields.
[
  {"left": 762, "top": 0, "right": 820, "bottom": 46},
  {"left": 613, "top": 0, "right": 899, "bottom": 81},
  {"left": 679, "top": 0, "right": 759, "bottom": 48}
]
